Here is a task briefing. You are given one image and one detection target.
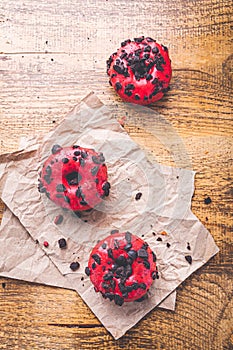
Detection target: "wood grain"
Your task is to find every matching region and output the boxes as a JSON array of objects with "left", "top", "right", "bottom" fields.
[{"left": 0, "top": 0, "right": 232, "bottom": 349}]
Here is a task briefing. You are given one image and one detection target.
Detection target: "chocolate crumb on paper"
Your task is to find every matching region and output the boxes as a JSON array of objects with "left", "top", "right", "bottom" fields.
[
  {"left": 70, "top": 262, "right": 80, "bottom": 271},
  {"left": 58, "top": 238, "right": 67, "bottom": 249},
  {"left": 135, "top": 192, "right": 142, "bottom": 201},
  {"left": 185, "top": 255, "right": 192, "bottom": 264}
]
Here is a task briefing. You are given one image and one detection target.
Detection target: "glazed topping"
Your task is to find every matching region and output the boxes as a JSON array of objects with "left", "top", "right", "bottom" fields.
[
  {"left": 38, "top": 145, "right": 110, "bottom": 212},
  {"left": 107, "top": 36, "right": 172, "bottom": 105},
  {"left": 86, "top": 232, "right": 158, "bottom": 306}
]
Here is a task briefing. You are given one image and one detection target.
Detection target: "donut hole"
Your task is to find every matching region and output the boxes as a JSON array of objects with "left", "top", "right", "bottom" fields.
[{"left": 65, "top": 171, "right": 82, "bottom": 186}]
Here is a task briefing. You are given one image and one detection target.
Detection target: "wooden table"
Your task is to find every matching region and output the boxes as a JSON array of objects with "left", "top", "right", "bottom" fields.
[{"left": 0, "top": 1, "right": 232, "bottom": 349}]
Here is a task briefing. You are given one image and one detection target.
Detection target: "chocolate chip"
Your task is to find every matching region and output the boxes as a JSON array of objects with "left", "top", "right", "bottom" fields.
[
  {"left": 114, "top": 294, "right": 124, "bottom": 306},
  {"left": 45, "top": 165, "right": 52, "bottom": 176},
  {"left": 111, "top": 229, "right": 119, "bottom": 234},
  {"left": 130, "top": 282, "right": 139, "bottom": 291},
  {"left": 152, "top": 46, "right": 159, "bottom": 54},
  {"left": 139, "top": 283, "right": 147, "bottom": 290},
  {"left": 166, "top": 243, "right": 171, "bottom": 248},
  {"left": 70, "top": 262, "right": 80, "bottom": 271},
  {"left": 43, "top": 174, "right": 52, "bottom": 184},
  {"left": 116, "top": 255, "right": 127, "bottom": 266},
  {"left": 124, "top": 243, "right": 132, "bottom": 251},
  {"left": 121, "top": 39, "right": 130, "bottom": 47},
  {"left": 125, "top": 83, "right": 135, "bottom": 90},
  {"left": 102, "top": 181, "right": 111, "bottom": 197},
  {"left": 92, "top": 254, "right": 101, "bottom": 265},
  {"left": 125, "top": 264, "right": 132, "bottom": 278},
  {"left": 102, "top": 282, "right": 110, "bottom": 289},
  {"left": 58, "top": 238, "right": 67, "bottom": 249},
  {"left": 152, "top": 77, "right": 159, "bottom": 85},
  {"left": 103, "top": 272, "right": 113, "bottom": 281},
  {"left": 115, "top": 82, "right": 122, "bottom": 91},
  {"left": 144, "top": 45, "right": 151, "bottom": 52},
  {"left": 92, "top": 156, "right": 102, "bottom": 164},
  {"left": 127, "top": 250, "right": 137, "bottom": 260},
  {"left": 75, "top": 187, "right": 82, "bottom": 198},
  {"left": 156, "top": 237, "right": 162, "bottom": 241},
  {"left": 74, "top": 150, "right": 81, "bottom": 156},
  {"left": 187, "top": 243, "right": 191, "bottom": 250},
  {"left": 79, "top": 158, "right": 85, "bottom": 167},
  {"left": 2, "top": 282, "right": 6, "bottom": 289},
  {"left": 81, "top": 151, "right": 88, "bottom": 159},
  {"left": 99, "top": 153, "right": 105, "bottom": 162},
  {"left": 120, "top": 52, "right": 127, "bottom": 60},
  {"left": 138, "top": 249, "right": 148, "bottom": 259},
  {"left": 146, "top": 74, "right": 153, "bottom": 81},
  {"left": 91, "top": 166, "right": 99, "bottom": 176},
  {"left": 105, "top": 292, "right": 115, "bottom": 301},
  {"left": 125, "top": 231, "right": 132, "bottom": 244},
  {"left": 134, "top": 36, "right": 144, "bottom": 43},
  {"left": 54, "top": 214, "right": 63, "bottom": 225},
  {"left": 185, "top": 255, "right": 192, "bottom": 264},
  {"left": 114, "top": 239, "right": 120, "bottom": 249},
  {"left": 85, "top": 267, "right": 90, "bottom": 276},
  {"left": 51, "top": 144, "right": 62, "bottom": 154},
  {"left": 62, "top": 158, "right": 69, "bottom": 164},
  {"left": 113, "top": 65, "right": 124, "bottom": 74},
  {"left": 152, "top": 271, "right": 157, "bottom": 280},
  {"left": 142, "top": 242, "right": 148, "bottom": 249},
  {"left": 135, "top": 192, "right": 142, "bottom": 200},
  {"left": 115, "top": 266, "right": 125, "bottom": 278},
  {"left": 143, "top": 260, "right": 150, "bottom": 269},
  {"left": 204, "top": 196, "right": 212, "bottom": 204},
  {"left": 108, "top": 248, "right": 114, "bottom": 259},
  {"left": 118, "top": 282, "right": 127, "bottom": 293},
  {"left": 124, "top": 89, "right": 132, "bottom": 97},
  {"left": 80, "top": 199, "right": 88, "bottom": 206}
]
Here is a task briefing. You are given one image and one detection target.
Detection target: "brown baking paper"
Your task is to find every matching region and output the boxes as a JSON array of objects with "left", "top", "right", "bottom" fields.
[{"left": 1, "top": 93, "right": 219, "bottom": 339}]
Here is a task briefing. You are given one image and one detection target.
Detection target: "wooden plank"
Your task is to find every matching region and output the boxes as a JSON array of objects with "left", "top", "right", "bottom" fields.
[{"left": 0, "top": 0, "right": 232, "bottom": 349}]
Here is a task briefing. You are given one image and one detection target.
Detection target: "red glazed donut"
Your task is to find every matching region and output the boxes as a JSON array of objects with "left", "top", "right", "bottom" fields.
[
  {"left": 107, "top": 36, "right": 172, "bottom": 105},
  {"left": 38, "top": 145, "right": 110, "bottom": 211},
  {"left": 85, "top": 231, "right": 158, "bottom": 306}
]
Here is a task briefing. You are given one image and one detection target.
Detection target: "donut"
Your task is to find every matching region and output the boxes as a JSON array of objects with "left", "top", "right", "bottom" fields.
[
  {"left": 38, "top": 145, "right": 110, "bottom": 212},
  {"left": 85, "top": 231, "right": 158, "bottom": 306},
  {"left": 106, "top": 36, "right": 172, "bottom": 105}
]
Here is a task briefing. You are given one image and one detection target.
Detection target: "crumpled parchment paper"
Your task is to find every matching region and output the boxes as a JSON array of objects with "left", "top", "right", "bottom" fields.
[
  {"left": 0, "top": 124, "right": 177, "bottom": 308},
  {"left": 0, "top": 92, "right": 219, "bottom": 339}
]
